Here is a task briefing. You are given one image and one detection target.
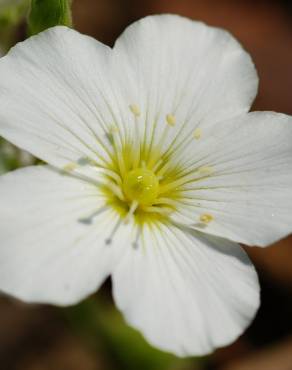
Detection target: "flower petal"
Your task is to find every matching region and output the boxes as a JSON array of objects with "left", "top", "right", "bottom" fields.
[
  {"left": 112, "top": 223, "right": 259, "bottom": 356},
  {"left": 0, "top": 26, "right": 126, "bottom": 169},
  {"left": 0, "top": 166, "right": 133, "bottom": 305},
  {"left": 170, "top": 112, "right": 292, "bottom": 246},
  {"left": 112, "top": 14, "right": 258, "bottom": 153}
]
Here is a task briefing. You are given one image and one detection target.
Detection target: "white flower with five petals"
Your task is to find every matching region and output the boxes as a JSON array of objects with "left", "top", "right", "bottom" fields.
[{"left": 0, "top": 15, "right": 292, "bottom": 356}]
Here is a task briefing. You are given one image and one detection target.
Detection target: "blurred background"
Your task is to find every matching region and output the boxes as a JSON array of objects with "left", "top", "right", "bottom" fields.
[{"left": 0, "top": 0, "right": 292, "bottom": 369}]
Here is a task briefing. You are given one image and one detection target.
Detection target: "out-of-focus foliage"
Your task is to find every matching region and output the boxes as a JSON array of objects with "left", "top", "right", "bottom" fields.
[
  {"left": 64, "top": 297, "right": 204, "bottom": 370},
  {"left": 0, "top": 0, "right": 30, "bottom": 50},
  {"left": 28, "top": 0, "right": 73, "bottom": 35},
  {"left": 0, "top": 138, "right": 35, "bottom": 175}
]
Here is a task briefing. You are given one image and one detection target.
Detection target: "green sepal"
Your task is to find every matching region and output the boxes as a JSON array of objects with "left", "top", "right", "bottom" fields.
[{"left": 28, "top": 0, "right": 72, "bottom": 35}]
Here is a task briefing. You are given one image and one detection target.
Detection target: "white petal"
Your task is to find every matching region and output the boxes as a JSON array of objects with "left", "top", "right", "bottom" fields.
[
  {"left": 0, "top": 166, "right": 133, "bottom": 305},
  {"left": 112, "top": 223, "right": 259, "bottom": 356},
  {"left": 170, "top": 112, "right": 292, "bottom": 246},
  {"left": 112, "top": 14, "right": 258, "bottom": 152},
  {"left": 0, "top": 26, "right": 127, "bottom": 169}
]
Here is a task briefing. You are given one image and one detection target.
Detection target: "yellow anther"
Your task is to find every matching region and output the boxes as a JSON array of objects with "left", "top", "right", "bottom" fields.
[
  {"left": 193, "top": 128, "right": 202, "bottom": 140},
  {"left": 200, "top": 213, "right": 214, "bottom": 224},
  {"left": 129, "top": 104, "right": 141, "bottom": 117},
  {"left": 63, "top": 162, "right": 77, "bottom": 172},
  {"left": 166, "top": 114, "right": 176, "bottom": 126},
  {"left": 109, "top": 125, "right": 119, "bottom": 134},
  {"left": 198, "top": 166, "right": 213, "bottom": 174}
]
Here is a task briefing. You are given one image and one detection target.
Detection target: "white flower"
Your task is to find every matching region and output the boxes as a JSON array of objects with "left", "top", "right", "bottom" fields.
[{"left": 0, "top": 14, "right": 291, "bottom": 357}]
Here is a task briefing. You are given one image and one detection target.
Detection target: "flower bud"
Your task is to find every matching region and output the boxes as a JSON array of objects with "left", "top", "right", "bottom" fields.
[{"left": 28, "top": 0, "right": 72, "bottom": 35}]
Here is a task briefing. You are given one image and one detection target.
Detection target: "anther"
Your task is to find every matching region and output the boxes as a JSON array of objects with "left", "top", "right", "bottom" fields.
[
  {"left": 200, "top": 213, "right": 214, "bottom": 224},
  {"left": 109, "top": 125, "right": 119, "bottom": 134},
  {"left": 63, "top": 162, "right": 77, "bottom": 172},
  {"left": 166, "top": 114, "right": 176, "bottom": 126},
  {"left": 78, "top": 206, "right": 108, "bottom": 225},
  {"left": 129, "top": 104, "right": 141, "bottom": 117},
  {"left": 132, "top": 226, "right": 142, "bottom": 249},
  {"left": 198, "top": 166, "right": 213, "bottom": 174},
  {"left": 77, "top": 157, "right": 95, "bottom": 166},
  {"left": 105, "top": 218, "right": 123, "bottom": 245},
  {"left": 193, "top": 128, "right": 202, "bottom": 140}
]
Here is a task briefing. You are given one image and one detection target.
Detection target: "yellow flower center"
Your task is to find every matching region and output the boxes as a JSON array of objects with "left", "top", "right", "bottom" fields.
[
  {"left": 62, "top": 105, "right": 215, "bottom": 233},
  {"left": 123, "top": 168, "right": 159, "bottom": 206}
]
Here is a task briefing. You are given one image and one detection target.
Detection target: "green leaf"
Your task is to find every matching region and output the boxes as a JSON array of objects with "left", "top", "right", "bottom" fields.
[{"left": 28, "top": 0, "right": 72, "bottom": 35}]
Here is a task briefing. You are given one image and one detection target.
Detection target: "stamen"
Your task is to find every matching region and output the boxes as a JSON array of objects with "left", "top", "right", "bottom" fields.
[
  {"left": 198, "top": 166, "right": 213, "bottom": 174},
  {"left": 94, "top": 167, "right": 122, "bottom": 185},
  {"left": 105, "top": 218, "right": 123, "bottom": 245},
  {"left": 124, "top": 201, "right": 139, "bottom": 224},
  {"left": 166, "top": 114, "right": 176, "bottom": 126},
  {"left": 63, "top": 162, "right": 78, "bottom": 172},
  {"left": 142, "top": 206, "right": 172, "bottom": 215},
  {"left": 158, "top": 172, "right": 196, "bottom": 194},
  {"left": 110, "top": 125, "right": 127, "bottom": 178},
  {"left": 147, "top": 115, "right": 176, "bottom": 170},
  {"left": 152, "top": 197, "right": 180, "bottom": 208},
  {"left": 106, "top": 180, "right": 126, "bottom": 201},
  {"left": 129, "top": 104, "right": 141, "bottom": 117},
  {"left": 152, "top": 158, "right": 163, "bottom": 173},
  {"left": 193, "top": 128, "right": 202, "bottom": 140},
  {"left": 78, "top": 206, "right": 108, "bottom": 225},
  {"left": 77, "top": 157, "right": 96, "bottom": 166},
  {"left": 159, "top": 122, "right": 193, "bottom": 161},
  {"left": 160, "top": 123, "right": 203, "bottom": 167},
  {"left": 75, "top": 157, "right": 123, "bottom": 186},
  {"left": 109, "top": 125, "right": 119, "bottom": 134},
  {"left": 131, "top": 107, "right": 141, "bottom": 169},
  {"left": 158, "top": 166, "right": 213, "bottom": 195},
  {"left": 199, "top": 213, "right": 214, "bottom": 224},
  {"left": 132, "top": 226, "right": 142, "bottom": 249},
  {"left": 155, "top": 159, "right": 175, "bottom": 178}
]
